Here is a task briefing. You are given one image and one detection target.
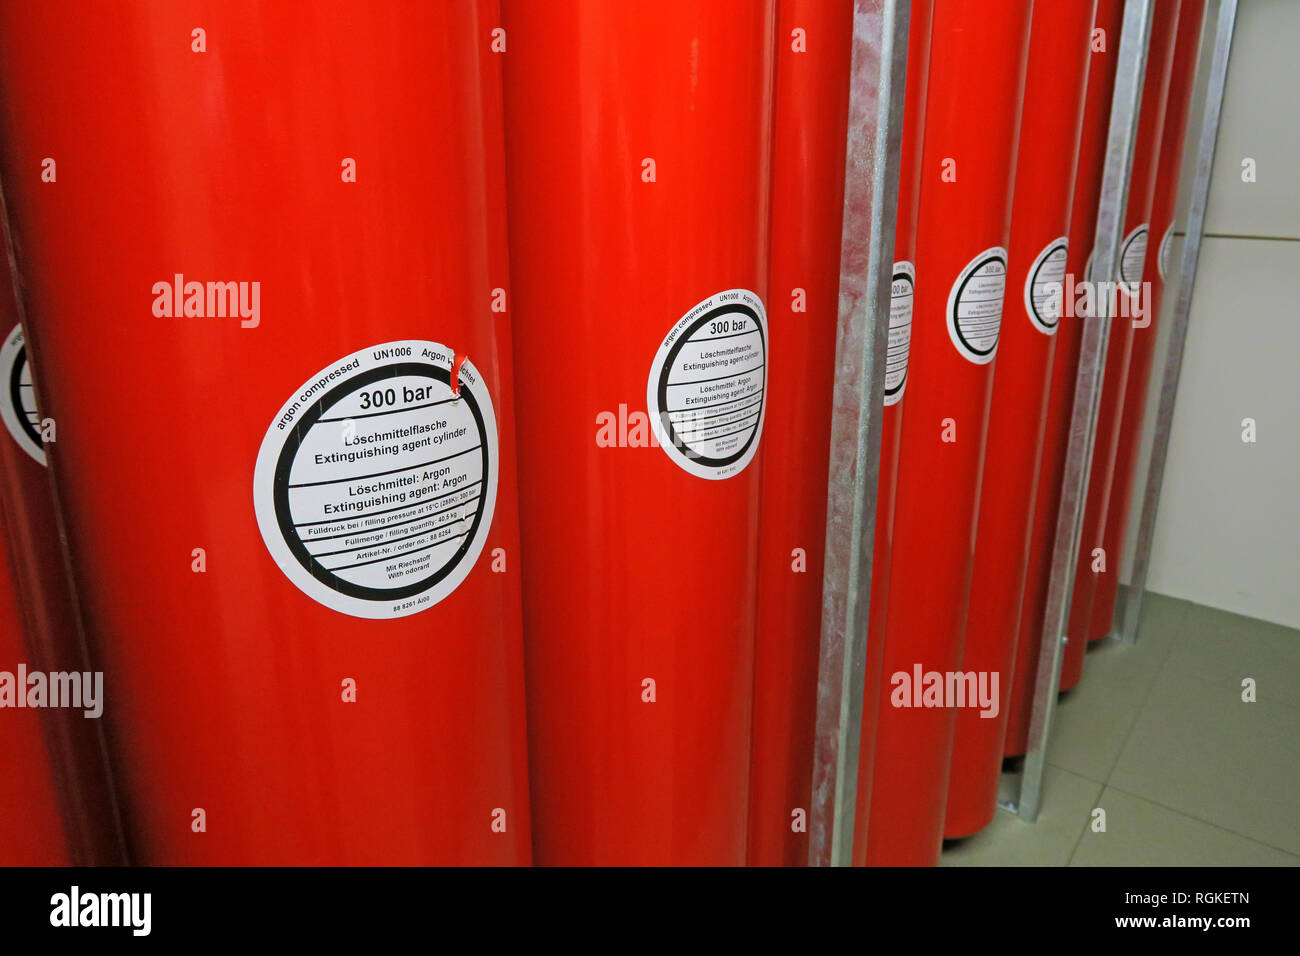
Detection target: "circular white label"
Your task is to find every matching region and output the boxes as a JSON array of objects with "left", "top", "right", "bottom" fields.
[
  {"left": 884, "top": 261, "right": 915, "bottom": 406},
  {"left": 646, "top": 288, "right": 767, "bottom": 480},
  {"left": 1024, "top": 238, "right": 1069, "bottom": 335},
  {"left": 0, "top": 324, "right": 45, "bottom": 465},
  {"left": 947, "top": 246, "right": 1007, "bottom": 364},
  {"left": 1158, "top": 222, "right": 1175, "bottom": 282},
  {"left": 253, "top": 340, "right": 498, "bottom": 619},
  {"left": 1120, "top": 223, "right": 1150, "bottom": 289}
]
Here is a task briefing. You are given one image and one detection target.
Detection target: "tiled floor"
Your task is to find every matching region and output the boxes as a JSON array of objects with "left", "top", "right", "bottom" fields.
[{"left": 941, "top": 592, "right": 1300, "bottom": 866}]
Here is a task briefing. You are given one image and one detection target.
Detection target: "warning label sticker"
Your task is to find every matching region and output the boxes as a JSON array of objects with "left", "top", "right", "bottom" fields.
[
  {"left": 647, "top": 288, "right": 767, "bottom": 480},
  {"left": 1024, "top": 238, "right": 1068, "bottom": 335},
  {"left": 0, "top": 324, "right": 45, "bottom": 465},
  {"left": 1120, "top": 223, "right": 1150, "bottom": 289},
  {"left": 947, "top": 246, "right": 1007, "bottom": 364},
  {"left": 1158, "top": 223, "right": 1175, "bottom": 282},
  {"left": 253, "top": 340, "right": 498, "bottom": 619},
  {"left": 885, "top": 262, "right": 915, "bottom": 406}
]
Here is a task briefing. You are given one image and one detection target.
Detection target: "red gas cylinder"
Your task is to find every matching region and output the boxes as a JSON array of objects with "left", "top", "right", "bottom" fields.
[
  {"left": 0, "top": 507, "right": 67, "bottom": 865},
  {"left": 851, "top": 0, "right": 934, "bottom": 867},
  {"left": 0, "top": 217, "right": 124, "bottom": 865},
  {"left": 1061, "top": 0, "right": 1181, "bottom": 691},
  {"left": 1090, "top": 0, "right": 1205, "bottom": 643},
  {"left": 1005, "top": 0, "right": 1126, "bottom": 757},
  {"left": 0, "top": 1, "right": 531, "bottom": 864},
  {"left": 865, "top": 0, "right": 1033, "bottom": 866},
  {"left": 502, "top": 1, "right": 775, "bottom": 865},
  {"left": 0, "top": 238, "right": 70, "bottom": 864},
  {"left": 945, "top": 0, "right": 1097, "bottom": 841},
  {"left": 747, "top": 0, "right": 853, "bottom": 868}
]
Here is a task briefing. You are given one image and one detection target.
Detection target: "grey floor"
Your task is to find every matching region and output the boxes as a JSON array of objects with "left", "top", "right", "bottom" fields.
[{"left": 942, "top": 593, "right": 1300, "bottom": 866}]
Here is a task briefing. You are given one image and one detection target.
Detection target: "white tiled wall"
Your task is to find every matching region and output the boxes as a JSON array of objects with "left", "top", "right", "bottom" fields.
[
  {"left": 1121, "top": 0, "right": 1300, "bottom": 629},
  {"left": 1200, "top": 1, "right": 1300, "bottom": 238}
]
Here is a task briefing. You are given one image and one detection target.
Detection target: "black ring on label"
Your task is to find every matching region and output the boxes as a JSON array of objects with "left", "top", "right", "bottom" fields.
[
  {"left": 1029, "top": 242, "right": 1068, "bottom": 331},
  {"left": 9, "top": 346, "right": 41, "bottom": 449},
  {"left": 1120, "top": 226, "right": 1149, "bottom": 287},
  {"left": 657, "top": 303, "right": 765, "bottom": 468},
  {"left": 272, "top": 361, "right": 489, "bottom": 602},
  {"left": 885, "top": 270, "right": 914, "bottom": 400},
  {"left": 951, "top": 254, "right": 1006, "bottom": 358}
]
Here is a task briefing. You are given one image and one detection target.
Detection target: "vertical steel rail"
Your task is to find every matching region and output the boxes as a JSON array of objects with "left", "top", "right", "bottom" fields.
[
  {"left": 1118, "top": 0, "right": 1238, "bottom": 644},
  {"left": 1012, "top": 0, "right": 1154, "bottom": 823},
  {"left": 810, "top": 0, "right": 910, "bottom": 866}
]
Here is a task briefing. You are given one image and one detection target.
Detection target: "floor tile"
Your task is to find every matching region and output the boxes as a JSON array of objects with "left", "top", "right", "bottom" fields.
[
  {"left": 1070, "top": 787, "right": 1300, "bottom": 866},
  {"left": 940, "top": 766, "right": 1100, "bottom": 867},
  {"left": 1108, "top": 667, "right": 1300, "bottom": 855},
  {"left": 1045, "top": 592, "right": 1186, "bottom": 782},
  {"left": 1162, "top": 603, "right": 1300, "bottom": 700}
]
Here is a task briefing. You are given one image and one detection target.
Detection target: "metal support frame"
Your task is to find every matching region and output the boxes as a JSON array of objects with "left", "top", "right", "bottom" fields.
[
  {"left": 1006, "top": 0, "right": 1155, "bottom": 823},
  {"left": 1117, "top": 0, "right": 1238, "bottom": 644},
  {"left": 812, "top": 0, "right": 1235, "bottom": 844},
  {"left": 809, "top": 0, "right": 910, "bottom": 867}
]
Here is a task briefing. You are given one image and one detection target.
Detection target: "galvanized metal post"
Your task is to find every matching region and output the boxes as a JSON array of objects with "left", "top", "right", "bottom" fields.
[
  {"left": 1117, "top": 0, "right": 1238, "bottom": 645},
  {"left": 810, "top": 0, "right": 910, "bottom": 866},
  {"left": 1012, "top": 0, "right": 1154, "bottom": 823}
]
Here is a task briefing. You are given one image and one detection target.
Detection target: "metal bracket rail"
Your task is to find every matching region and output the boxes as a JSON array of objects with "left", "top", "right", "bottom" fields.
[
  {"left": 1117, "top": 0, "right": 1238, "bottom": 646},
  {"left": 1008, "top": 0, "right": 1155, "bottom": 823},
  {"left": 810, "top": 0, "right": 911, "bottom": 866}
]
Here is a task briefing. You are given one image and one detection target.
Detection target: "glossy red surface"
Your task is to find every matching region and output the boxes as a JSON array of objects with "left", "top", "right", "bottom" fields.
[
  {"left": 1005, "top": 0, "right": 1126, "bottom": 757},
  {"left": 865, "top": 0, "right": 1032, "bottom": 866},
  {"left": 503, "top": 0, "right": 775, "bottom": 865},
  {"left": 945, "top": 0, "right": 1097, "bottom": 841},
  {"left": 748, "top": 0, "right": 853, "bottom": 868},
  {"left": 1090, "top": 0, "right": 1205, "bottom": 644},
  {"left": 1062, "top": 0, "right": 1182, "bottom": 691},
  {"left": 0, "top": 239, "right": 71, "bottom": 865},
  {"left": 0, "top": 0, "right": 530, "bottom": 864},
  {"left": 0, "top": 216, "right": 125, "bottom": 865},
  {"left": 0, "top": 517, "right": 67, "bottom": 865}
]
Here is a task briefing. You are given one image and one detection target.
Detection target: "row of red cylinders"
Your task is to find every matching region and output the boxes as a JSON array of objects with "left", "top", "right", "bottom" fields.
[{"left": 0, "top": 0, "right": 1202, "bottom": 865}]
